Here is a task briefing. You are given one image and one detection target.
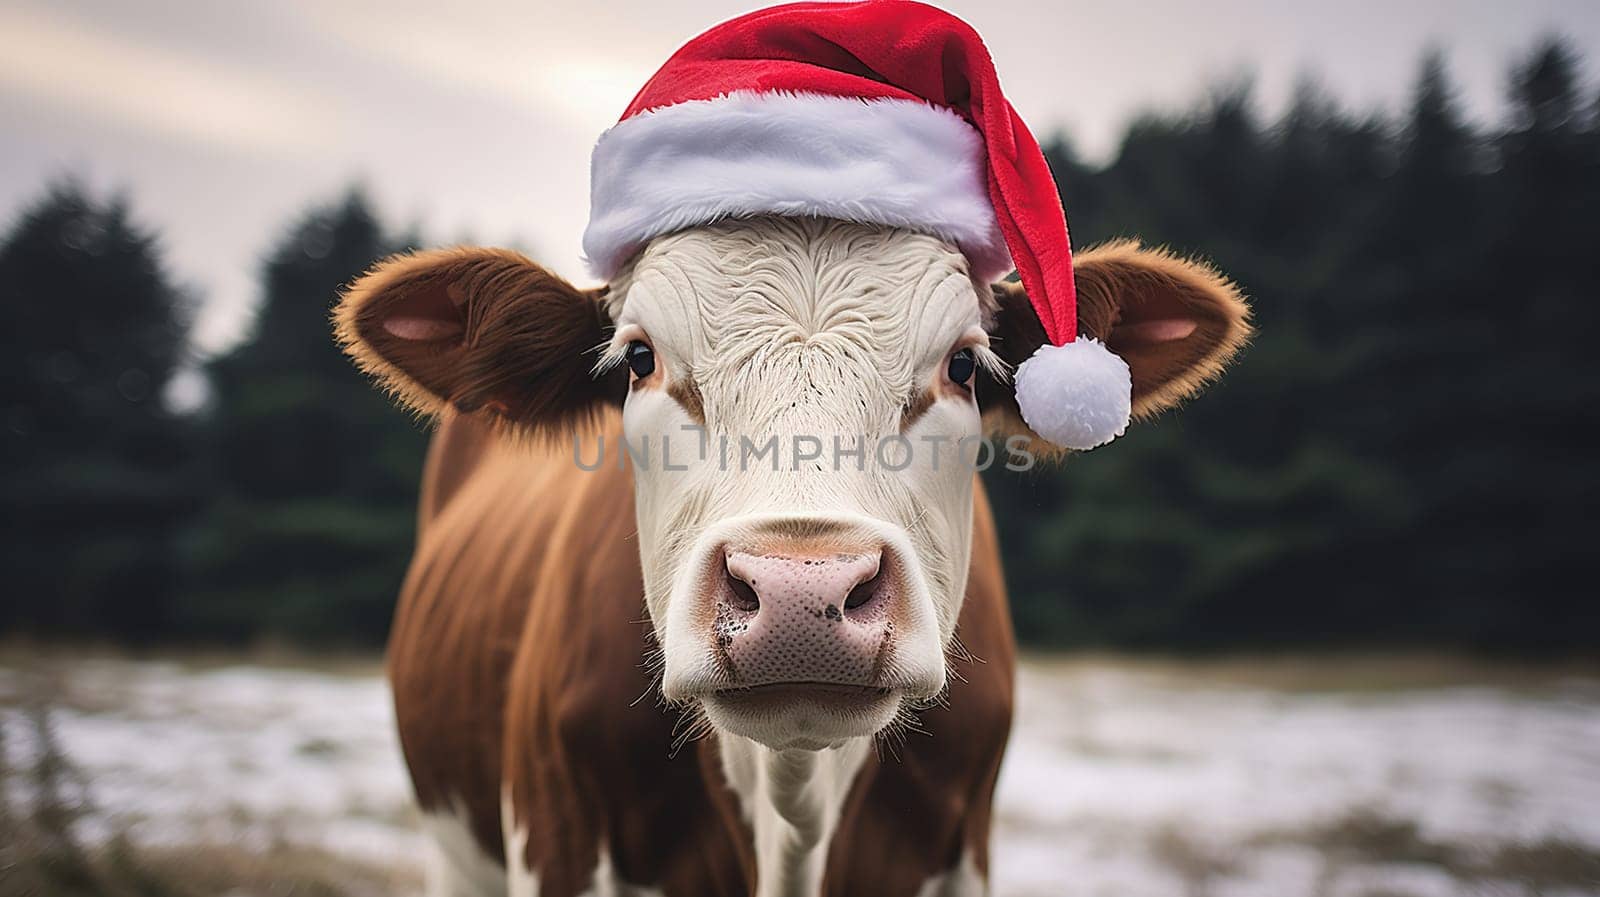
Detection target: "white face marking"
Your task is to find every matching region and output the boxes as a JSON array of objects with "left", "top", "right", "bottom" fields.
[{"left": 604, "top": 218, "right": 993, "bottom": 744}]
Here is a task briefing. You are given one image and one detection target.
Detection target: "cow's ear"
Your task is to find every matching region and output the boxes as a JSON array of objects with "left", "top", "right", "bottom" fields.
[
  {"left": 982, "top": 240, "right": 1250, "bottom": 439},
  {"left": 334, "top": 247, "right": 626, "bottom": 438}
]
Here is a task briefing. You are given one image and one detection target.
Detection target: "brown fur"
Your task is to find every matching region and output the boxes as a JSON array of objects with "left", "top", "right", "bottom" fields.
[
  {"left": 899, "top": 386, "right": 938, "bottom": 430},
  {"left": 666, "top": 376, "right": 707, "bottom": 425},
  {"left": 341, "top": 239, "right": 1243, "bottom": 895},
  {"left": 981, "top": 240, "right": 1252, "bottom": 450},
  {"left": 333, "top": 247, "right": 628, "bottom": 441},
  {"left": 390, "top": 411, "right": 1013, "bottom": 896},
  {"left": 900, "top": 369, "right": 979, "bottom": 431}
]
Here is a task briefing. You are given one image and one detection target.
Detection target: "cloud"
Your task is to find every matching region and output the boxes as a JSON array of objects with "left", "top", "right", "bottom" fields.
[
  {"left": 299, "top": 3, "right": 656, "bottom": 134},
  {"left": 3, "top": 0, "right": 1597, "bottom": 364},
  {"left": 0, "top": 6, "right": 345, "bottom": 157}
]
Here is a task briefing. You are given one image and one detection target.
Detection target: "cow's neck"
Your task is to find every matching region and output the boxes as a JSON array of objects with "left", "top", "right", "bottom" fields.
[{"left": 719, "top": 734, "right": 870, "bottom": 897}]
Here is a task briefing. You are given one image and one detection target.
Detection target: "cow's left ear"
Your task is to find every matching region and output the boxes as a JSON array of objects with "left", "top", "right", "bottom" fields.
[
  {"left": 981, "top": 240, "right": 1251, "bottom": 440},
  {"left": 334, "top": 247, "right": 627, "bottom": 439}
]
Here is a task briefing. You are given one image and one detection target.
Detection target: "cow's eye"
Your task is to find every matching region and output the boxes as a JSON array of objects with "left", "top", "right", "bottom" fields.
[
  {"left": 947, "top": 348, "right": 976, "bottom": 387},
  {"left": 626, "top": 341, "right": 655, "bottom": 379}
]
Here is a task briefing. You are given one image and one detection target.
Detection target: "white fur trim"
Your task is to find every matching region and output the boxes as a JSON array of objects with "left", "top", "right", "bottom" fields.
[
  {"left": 1014, "top": 339, "right": 1132, "bottom": 450},
  {"left": 583, "top": 92, "right": 1010, "bottom": 280}
]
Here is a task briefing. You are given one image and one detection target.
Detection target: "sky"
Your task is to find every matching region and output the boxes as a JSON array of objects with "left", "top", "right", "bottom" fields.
[{"left": 3, "top": 0, "right": 1599, "bottom": 362}]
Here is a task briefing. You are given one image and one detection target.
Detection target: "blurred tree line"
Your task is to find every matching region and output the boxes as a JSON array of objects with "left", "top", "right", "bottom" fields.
[
  {"left": 991, "top": 39, "right": 1600, "bottom": 651},
  {"left": 2, "top": 40, "right": 1596, "bottom": 651},
  {"left": 1, "top": 191, "right": 426, "bottom": 645}
]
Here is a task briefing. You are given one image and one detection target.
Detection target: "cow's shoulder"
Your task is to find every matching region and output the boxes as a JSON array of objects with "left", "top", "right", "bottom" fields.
[
  {"left": 402, "top": 412, "right": 752, "bottom": 896},
  {"left": 389, "top": 412, "right": 645, "bottom": 871}
]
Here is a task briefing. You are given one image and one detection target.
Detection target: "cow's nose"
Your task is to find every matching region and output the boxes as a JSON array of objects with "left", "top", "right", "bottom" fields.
[
  {"left": 724, "top": 550, "right": 886, "bottom": 615},
  {"left": 715, "top": 548, "right": 894, "bottom": 688}
]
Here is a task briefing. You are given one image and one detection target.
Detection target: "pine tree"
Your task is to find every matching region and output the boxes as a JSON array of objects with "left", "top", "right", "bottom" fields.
[
  {"left": 0, "top": 183, "right": 195, "bottom": 638},
  {"left": 1475, "top": 37, "right": 1600, "bottom": 643},
  {"left": 992, "top": 43, "right": 1600, "bottom": 650},
  {"left": 182, "top": 191, "right": 426, "bottom": 643}
]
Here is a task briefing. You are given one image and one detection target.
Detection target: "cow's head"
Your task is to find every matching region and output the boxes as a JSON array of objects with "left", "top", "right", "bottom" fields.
[{"left": 337, "top": 218, "right": 1247, "bottom": 750}]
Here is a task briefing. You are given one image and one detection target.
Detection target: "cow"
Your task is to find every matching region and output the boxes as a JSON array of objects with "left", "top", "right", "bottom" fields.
[{"left": 334, "top": 216, "right": 1250, "bottom": 896}]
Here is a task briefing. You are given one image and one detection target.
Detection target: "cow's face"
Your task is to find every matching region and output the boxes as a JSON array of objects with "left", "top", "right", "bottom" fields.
[
  {"left": 336, "top": 218, "right": 1249, "bottom": 752},
  {"left": 604, "top": 218, "right": 989, "bottom": 749}
]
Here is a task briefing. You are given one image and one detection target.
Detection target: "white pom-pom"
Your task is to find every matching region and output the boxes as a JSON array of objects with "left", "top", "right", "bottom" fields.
[{"left": 1013, "top": 338, "right": 1132, "bottom": 450}]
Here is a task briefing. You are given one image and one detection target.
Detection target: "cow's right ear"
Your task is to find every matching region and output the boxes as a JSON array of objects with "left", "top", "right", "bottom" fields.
[{"left": 333, "top": 247, "right": 626, "bottom": 438}]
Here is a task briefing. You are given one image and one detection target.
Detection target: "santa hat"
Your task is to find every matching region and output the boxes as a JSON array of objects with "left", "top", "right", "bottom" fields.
[{"left": 582, "top": 0, "right": 1130, "bottom": 450}]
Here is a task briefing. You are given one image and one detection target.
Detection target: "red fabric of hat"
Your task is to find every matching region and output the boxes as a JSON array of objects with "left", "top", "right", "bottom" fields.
[{"left": 583, "top": 0, "right": 1132, "bottom": 449}]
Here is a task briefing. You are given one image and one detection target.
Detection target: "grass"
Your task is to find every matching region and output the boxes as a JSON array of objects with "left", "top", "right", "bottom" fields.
[
  {"left": 1246, "top": 807, "right": 1600, "bottom": 895},
  {"left": 0, "top": 634, "right": 387, "bottom": 679},
  {"left": 1485, "top": 838, "right": 1600, "bottom": 893},
  {"left": 1021, "top": 649, "right": 1600, "bottom": 693},
  {"left": 5, "top": 644, "right": 1597, "bottom": 896},
  {"left": 0, "top": 669, "right": 415, "bottom": 897},
  {"left": 1, "top": 835, "right": 414, "bottom": 897},
  {"left": 1147, "top": 826, "right": 1241, "bottom": 897}
]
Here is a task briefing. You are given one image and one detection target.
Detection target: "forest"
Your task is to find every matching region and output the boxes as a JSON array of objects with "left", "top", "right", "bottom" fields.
[{"left": 4, "top": 40, "right": 1596, "bottom": 652}]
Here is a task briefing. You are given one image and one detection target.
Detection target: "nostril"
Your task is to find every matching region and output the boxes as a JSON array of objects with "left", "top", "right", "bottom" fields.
[
  {"left": 723, "top": 547, "right": 889, "bottom": 622},
  {"left": 843, "top": 564, "right": 885, "bottom": 612},
  {"left": 724, "top": 564, "right": 761, "bottom": 612}
]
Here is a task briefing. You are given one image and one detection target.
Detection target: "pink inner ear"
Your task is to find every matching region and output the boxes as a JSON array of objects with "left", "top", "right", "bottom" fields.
[
  {"left": 379, "top": 280, "right": 468, "bottom": 342},
  {"left": 383, "top": 316, "right": 465, "bottom": 341},
  {"left": 1114, "top": 318, "right": 1198, "bottom": 344}
]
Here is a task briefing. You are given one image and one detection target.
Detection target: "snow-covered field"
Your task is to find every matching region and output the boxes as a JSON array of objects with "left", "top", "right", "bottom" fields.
[{"left": 2, "top": 654, "right": 1597, "bottom": 896}]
